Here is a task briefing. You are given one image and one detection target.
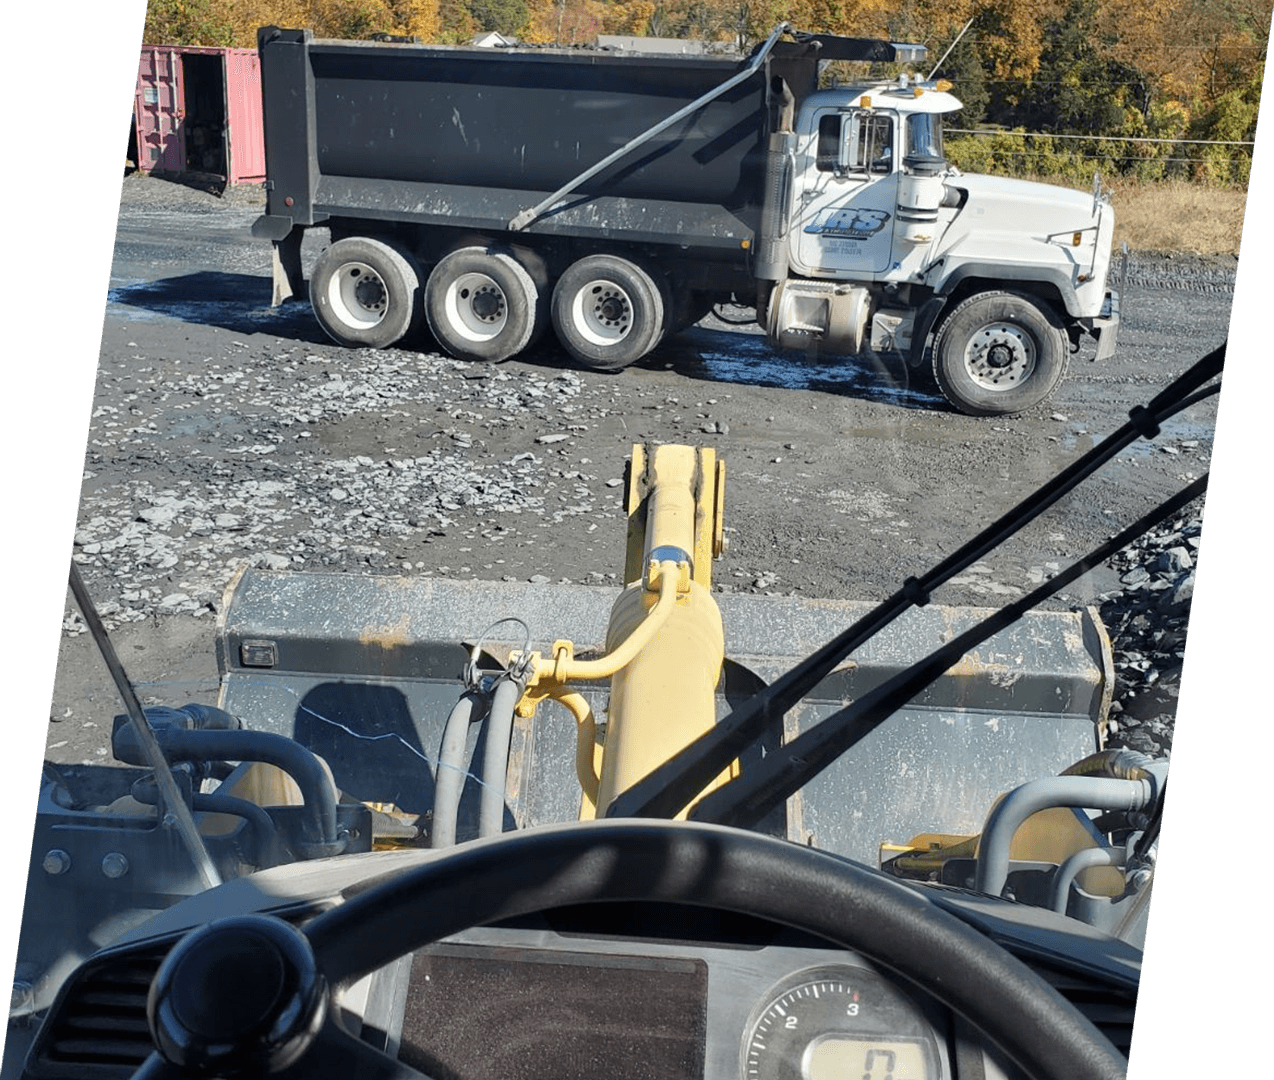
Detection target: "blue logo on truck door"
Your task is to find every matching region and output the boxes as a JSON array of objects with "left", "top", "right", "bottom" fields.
[{"left": 804, "top": 208, "right": 891, "bottom": 239}]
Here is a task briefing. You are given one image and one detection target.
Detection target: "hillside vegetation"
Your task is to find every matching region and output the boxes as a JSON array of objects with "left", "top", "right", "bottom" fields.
[
  {"left": 146, "top": 0, "right": 1253, "bottom": 247},
  {"left": 145, "top": 0, "right": 1266, "bottom": 191}
]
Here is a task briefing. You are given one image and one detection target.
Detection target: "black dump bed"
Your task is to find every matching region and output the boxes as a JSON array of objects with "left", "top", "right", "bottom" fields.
[{"left": 257, "top": 29, "right": 776, "bottom": 251}]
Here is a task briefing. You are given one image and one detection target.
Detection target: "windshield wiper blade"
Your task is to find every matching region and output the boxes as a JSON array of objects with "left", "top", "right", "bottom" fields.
[
  {"left": 688, "top": 474, "right": 1207, "bottom": 828},
  {"left": 69, "top": 562, "right": 222, "bottom": 889},
  {"left": 605, "top": 342, "right": 1224, "bottom": 821}
]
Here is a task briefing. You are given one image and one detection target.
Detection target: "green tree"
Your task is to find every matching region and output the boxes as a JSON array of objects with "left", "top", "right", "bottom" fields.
[
  {"left": 305, "top": 0, "right": 398, "bottom": 38},
  {"left": 1016, "top": 0, "right": 1148, "bottom": 134},
  {"left": 143, "top": 0, "right": 237, "bottom": 45},
  {"left": 437, "top": 0, "right": 478, "bottom": 40},
  {"left": 469, "top": 0, "right": 529, "bottom": 33},
  {"left": 930, "top": 29, "right": 989, "bottom": 126},
  {"left": 1188, "top": 59, "right": 1263, "bottom": 181}
]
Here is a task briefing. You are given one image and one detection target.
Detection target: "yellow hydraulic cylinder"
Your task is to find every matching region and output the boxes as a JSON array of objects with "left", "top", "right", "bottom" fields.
[
  {"left": 594, "top": 445, "right": 730, "bottom": 817},
  {"left": 594, "top": 574, "right": 726, "bottom": 815}
]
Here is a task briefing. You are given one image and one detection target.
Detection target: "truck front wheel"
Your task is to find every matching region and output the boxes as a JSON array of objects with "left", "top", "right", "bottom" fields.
[
  {"left": 932, "top": 292, "right": 1069, "bottom": 416},
  {"left": 310, "top": 237, "right": 422, "bottom": 349},
  {"left": 551, "top": 255, "right": 666, "bottom": 371},
  {"left": 425, "top": 247, "right": 542, "bottom": 363}
]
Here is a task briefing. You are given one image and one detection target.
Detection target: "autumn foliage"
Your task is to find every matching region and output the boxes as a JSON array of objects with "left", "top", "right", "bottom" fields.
[{"left": 142, "top": 0, "right": 1269, "bottom": 183}]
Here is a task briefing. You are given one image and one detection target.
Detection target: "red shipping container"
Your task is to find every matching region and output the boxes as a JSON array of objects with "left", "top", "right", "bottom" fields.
[{"left": 132, "top": 45, "right": 265, "bottom": 185}]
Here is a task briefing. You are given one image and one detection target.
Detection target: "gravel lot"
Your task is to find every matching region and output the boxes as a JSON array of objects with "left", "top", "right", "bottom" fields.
[{"left": 45, "top": 175, "right": 1230, "bottom": 766}]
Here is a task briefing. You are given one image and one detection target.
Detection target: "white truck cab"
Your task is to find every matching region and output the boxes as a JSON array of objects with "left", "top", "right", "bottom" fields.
[{"left": 768, "top": 75, "right": 1119, "bottom": 415}]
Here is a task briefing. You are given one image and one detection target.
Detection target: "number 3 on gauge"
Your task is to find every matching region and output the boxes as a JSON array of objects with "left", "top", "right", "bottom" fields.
[{"left": 740, "top": 967, "right": 941, "bottom": 1080}]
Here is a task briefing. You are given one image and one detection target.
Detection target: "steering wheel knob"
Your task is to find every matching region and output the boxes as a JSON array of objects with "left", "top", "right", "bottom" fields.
[{"left": 147, "top": 915, "right": 327, "bottom": 1075}]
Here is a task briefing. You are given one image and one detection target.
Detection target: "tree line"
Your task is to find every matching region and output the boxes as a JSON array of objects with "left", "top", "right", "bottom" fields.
[{"left": 143, "top": 0, "right": 1268, "bottom": 184}]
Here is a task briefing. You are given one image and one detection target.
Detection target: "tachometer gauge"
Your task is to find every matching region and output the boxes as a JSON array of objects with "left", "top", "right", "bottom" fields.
[{"left": 741, "top": 966, "right": 941, "bottom": 1080}]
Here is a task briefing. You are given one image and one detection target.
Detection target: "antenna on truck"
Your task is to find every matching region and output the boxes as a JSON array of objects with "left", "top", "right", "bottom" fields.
[{"left": 927, "top": 17, "right": 975, "bottom": 81}]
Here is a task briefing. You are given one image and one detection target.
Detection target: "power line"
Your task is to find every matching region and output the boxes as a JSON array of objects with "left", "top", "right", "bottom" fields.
[
  {"left": 934, "top": 35, "right": 1266, "bottom": 52},
  {"left": 973, "top": 154, "right": 1245, "bottom": 165},
  {"left": 947, "top": 128, "right": 1255, "bottom": 146}
]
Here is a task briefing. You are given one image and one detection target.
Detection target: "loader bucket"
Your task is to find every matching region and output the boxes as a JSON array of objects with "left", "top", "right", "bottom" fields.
[{"left": 215, "top": 566, "right": 1112, "bottom": 867}]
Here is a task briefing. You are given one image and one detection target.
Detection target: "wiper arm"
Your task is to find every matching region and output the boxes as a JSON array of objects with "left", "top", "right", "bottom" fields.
[
  {"left": 69, "top": 562, "right": 222, "bottom": 888},
  {"left": 605, "top": 341, "right": 1224, "bottom": 820},
  {"left": 688, "top": 473, "right": 1207, "bottom": 828}
]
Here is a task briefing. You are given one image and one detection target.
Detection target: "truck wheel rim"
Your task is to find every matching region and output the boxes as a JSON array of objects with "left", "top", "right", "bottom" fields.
[
  {"left": 571, "top": 280, "right": 633, "bottom": 347},
  {"left": 445, "top": 272, "right": 508, "bottom": 343},
  {"left": 328, "top": 262, "right": 388, "bottom": 330},
  {"left": 964, "top": 323, "right": 1036, "bottom": 391}
]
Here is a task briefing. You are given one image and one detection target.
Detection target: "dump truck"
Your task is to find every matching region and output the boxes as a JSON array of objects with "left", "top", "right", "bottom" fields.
[
  {"left": 1, "top": 344, "right": 1224, "bottom": 1080},
  {"left": 252, "top": 24, "right": 1119, "bottom": 417}
]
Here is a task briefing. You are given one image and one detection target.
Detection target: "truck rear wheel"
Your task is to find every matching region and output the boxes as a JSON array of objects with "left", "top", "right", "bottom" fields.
[
  {"left": 310, "top": 237, "right": 422, "bottom": 349},
  {"left": 425, "top": 247, "right": 541, "bottom": 363},
  {"left": 932, "top": 291, "right": 1069, "bottom": 416},
  {"left": 551, "top": 255, "right": 666, "bottom": 371}
]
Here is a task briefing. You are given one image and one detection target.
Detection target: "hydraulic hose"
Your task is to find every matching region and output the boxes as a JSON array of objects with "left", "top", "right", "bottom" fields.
[
  {"left": 552, "top": 690, "right": 601, "bottom": 812},
  {"left": 1062, "top": 748, "right": 1160, "bottom": 781},
  {"left": 431, "top": 691, "right": 488, "bottom": 849},
  {"left": 975, "top": 775, "right": 1157, "bottom": 897},
  {"left": 132, "top": 786, "right": 283, "bottom": 868},
  {"left": 1050, "top": 846, "right": 1124, "bottom": 914},
  {"left": 537, "top": 560, "right": 679, "bottom": 683},
  {"left": 170, "top": 702, "right": 240, "bottom": 731},
  {"left": 478, "top": 676, "right": 526, "bottom": 838},
  {"left": 145, "top": 728, "right": 344, "bottom": 857}
]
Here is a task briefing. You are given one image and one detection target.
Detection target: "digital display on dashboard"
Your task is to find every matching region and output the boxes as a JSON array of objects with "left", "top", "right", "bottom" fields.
[{"left": 398, "top": 943, "right": 708, "bottom": 1080}]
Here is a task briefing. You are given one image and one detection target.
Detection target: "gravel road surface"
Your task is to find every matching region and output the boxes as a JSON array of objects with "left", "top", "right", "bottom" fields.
[{"left": 45, "top": 176, "right": 1231, "bottom": 766}]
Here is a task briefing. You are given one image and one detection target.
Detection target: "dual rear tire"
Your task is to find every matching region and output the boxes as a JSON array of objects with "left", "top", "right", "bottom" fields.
[
  {"left": 424, "top": 247, "right": 543, "bottom": 363},
  {"left": 311, "top": 238, "right": 670, "bottom": 372},
  {"left": 427, "top": 249, "right": 669, "bottom": 371},
  {"left": 310, "top": 237, "right": 423, "bottom": 350},
  {"left": 549, "top": 255, "right": 667, "bottom": 372}
]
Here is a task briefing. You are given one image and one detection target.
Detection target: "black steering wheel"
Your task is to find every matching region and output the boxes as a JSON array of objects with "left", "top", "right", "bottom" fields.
[{"left": 134, "top": 820, "right": 1128, "bottom": 1080}]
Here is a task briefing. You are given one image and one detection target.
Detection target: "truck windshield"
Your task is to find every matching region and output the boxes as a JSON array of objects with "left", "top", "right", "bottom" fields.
[{"left": 906, "top": 113, "right": 944, "bottom": 161}]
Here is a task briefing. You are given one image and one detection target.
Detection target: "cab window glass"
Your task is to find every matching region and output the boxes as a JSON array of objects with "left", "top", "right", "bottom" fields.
[
  {"left": 853, "top": 114, "right": 893, "bottom": 174},
  {"left": 816, "top": 114, "right": 841, "bottom": 172}
]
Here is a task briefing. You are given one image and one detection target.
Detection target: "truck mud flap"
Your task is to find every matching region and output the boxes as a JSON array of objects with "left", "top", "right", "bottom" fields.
[
  {"left": 1094, "top": 288, "right": 1121, "bottom": 362},
  {"left": 216, "top": 568, "right": 1112, "bottom": 865}
]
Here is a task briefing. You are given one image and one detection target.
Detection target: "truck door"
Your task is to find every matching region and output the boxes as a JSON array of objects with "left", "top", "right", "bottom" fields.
[{"left": 791, "top": 109, "right": 898, "bottom": 276}]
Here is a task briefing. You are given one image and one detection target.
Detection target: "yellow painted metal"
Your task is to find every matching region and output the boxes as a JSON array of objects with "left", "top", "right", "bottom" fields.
[
  {"left": 885, "top": 807, "right": 1124, "bottom": 897},
  {"left": 643, "top": 444, "right": 698, "bottom": 573},
  {"left": 547, "top": 689, "right": 602, "bottom": 820},
  {"left": 594, "top": 574, "right": 727, "bottom": 816},
  {"left": 623, "top": 443, "right": 648, "bottom": 586},
  {"left": 624, "top": 444, "right": 724, "bottom": 590},
  {"left": 530, "top": 561, "right": 682, "bottom": 684},
  {"left": 597, "top": 444, "right": 729, "bottom": 816},
  {"left": 517, "top": 442, "right": 731, "bottom": 820}
]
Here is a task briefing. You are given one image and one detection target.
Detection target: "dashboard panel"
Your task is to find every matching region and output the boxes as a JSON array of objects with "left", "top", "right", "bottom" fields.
[
  {"left": 375, "top": 904, "right": 952, "bottom": 1080},
  {"left": 20, "top": 890, "right": 1137, "bottom": 1080}
]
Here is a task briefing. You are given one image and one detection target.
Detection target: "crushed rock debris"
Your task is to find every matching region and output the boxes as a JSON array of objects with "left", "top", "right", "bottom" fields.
[{"left": 1096, "top": 507, "right": 1204, "bottom": 758}]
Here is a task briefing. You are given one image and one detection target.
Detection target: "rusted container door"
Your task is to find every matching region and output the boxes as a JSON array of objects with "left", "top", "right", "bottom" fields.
[
  {"left": 135, "top": 46, "right": 185, "bottom": 173},
  {"left": 225, "top": 49, "right": 266, "bottom": 183}
]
